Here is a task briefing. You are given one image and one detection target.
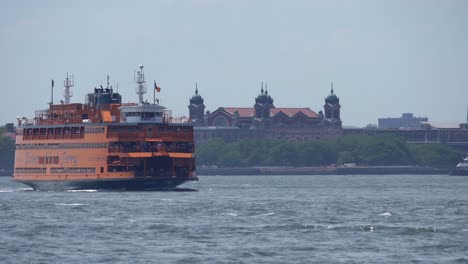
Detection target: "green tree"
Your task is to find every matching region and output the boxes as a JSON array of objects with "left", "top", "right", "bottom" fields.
[
  {"left": 408, "top": 144, "right": 461, "bottom": 167},
  {"left": 0, "top": 135, "right": 15, "bottom": 172},
  {"left": 194, "top": 135, "right": 460, "bottom": 168}
]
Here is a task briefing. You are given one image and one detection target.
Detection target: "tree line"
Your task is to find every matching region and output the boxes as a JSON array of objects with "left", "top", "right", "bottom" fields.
[
  {"left": 196, "top": 135, "right": 462, "bottom": 168},
  {"left": 0, "top": 126, "right": 15, "bottom": 173},
  {"left": 0, "top": 130, "right": 462, "bottom": 173}
]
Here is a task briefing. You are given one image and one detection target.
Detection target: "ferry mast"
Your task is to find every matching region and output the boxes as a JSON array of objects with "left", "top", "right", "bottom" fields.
[
  {"left": 63, "top": 73, "right": 74, "bottom": 104},
  {"left": 135, "top": 65, "right": 147, "bottom": 105}
]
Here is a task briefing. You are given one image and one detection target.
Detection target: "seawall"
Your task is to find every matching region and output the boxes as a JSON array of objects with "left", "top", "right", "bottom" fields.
[{"left": 197, "top": 166, "right": 451, "bottom": 176}]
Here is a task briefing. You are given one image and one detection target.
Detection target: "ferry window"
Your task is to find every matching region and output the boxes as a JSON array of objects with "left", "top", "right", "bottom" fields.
[
  {"left": 142, "top": 112, "right": 157, "bottom": 120},
  {"left": 100, "top": 167, "right": 104, "bottom": 173}
]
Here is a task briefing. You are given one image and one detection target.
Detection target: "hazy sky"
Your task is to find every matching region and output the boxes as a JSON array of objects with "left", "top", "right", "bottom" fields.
[{"left": 1, "top": 0, "right": 467, "bottom": 127}]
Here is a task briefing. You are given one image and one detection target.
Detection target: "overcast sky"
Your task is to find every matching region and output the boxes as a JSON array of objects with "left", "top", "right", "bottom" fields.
[{"left": 1, "top": 0, "right": 467, "bottom": 127}]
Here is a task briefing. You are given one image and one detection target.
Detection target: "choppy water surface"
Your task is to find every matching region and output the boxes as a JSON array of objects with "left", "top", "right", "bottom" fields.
[{"left": 1, "top": 175, "right": 467, "bottom": 263}]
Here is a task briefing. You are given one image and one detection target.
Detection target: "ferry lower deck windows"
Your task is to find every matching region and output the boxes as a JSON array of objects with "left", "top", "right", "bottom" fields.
[
  {"left": 16, "top": 142, "right": 108, "bottom": 150},
  {"left": 50, "top": 167, "right": 96, "bottom": 173},
  {"left": 15, "top": 167, "right": 47, "bottom": 173}
]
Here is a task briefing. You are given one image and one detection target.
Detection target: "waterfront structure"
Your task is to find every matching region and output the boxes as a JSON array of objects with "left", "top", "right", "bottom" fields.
[
  {"left": 189, "top": 82, "right": 342, "bottom": 143},
  {"left": 451, "top": 156, "right": 468, "bottom": 176},
  {"left": 344, "top": 125, "right": 468, "bottom": 152},
  {"left": 378, "top": 113, "right": 428, "bottom": 129}
]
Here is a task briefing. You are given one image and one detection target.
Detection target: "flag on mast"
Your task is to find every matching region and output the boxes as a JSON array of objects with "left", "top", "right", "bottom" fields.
[{"left": 154, "top": 81, "right": 161, "bottom": 92}]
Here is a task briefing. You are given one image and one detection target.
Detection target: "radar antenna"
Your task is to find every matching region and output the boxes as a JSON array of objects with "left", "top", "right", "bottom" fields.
[
  {"left": 63, "top": 73, "right": 74, "bottom": 104},
  {"left": 135, "top": 65, "right": 147, "bottom": 105}
]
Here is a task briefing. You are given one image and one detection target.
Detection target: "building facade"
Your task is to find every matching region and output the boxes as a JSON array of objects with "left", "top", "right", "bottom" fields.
[
  {"left": 188, "top": 83, "right": 343, "bottom": 143},
  {"left": 378, "top": 113, "right": 428, "bottom": 129}
]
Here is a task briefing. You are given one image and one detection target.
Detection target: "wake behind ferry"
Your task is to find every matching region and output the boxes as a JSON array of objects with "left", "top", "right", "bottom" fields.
[{"left": 13, "top": 65, "right": 197, "bottom": 191}]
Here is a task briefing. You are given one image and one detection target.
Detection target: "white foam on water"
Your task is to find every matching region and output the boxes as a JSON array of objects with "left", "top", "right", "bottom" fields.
[
  {"left": 255, "top": 212, "right": 275, "bottom": 217},
  {"left": 55, "top": 203, "right": 88, "bottom": 207},
  {"left": 0, "top": 187, "right": 33, "bottom": 192},
  {"left": 379, "top": 212, "right": 392, "bottom": 217},
  {"left": 225, "top": 212, "right": 238, "bottom": 217},
  {"left": 67, "top": 189, "right": 98, "bottom": 192}
]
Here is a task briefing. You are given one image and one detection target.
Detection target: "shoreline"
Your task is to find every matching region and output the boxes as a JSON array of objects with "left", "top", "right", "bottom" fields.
[
  {"left": 197, "top": 166, "right": 451, "bottom": 176},
  {"left": 1, "top": 166, "right": 451, "bottom": 178}
]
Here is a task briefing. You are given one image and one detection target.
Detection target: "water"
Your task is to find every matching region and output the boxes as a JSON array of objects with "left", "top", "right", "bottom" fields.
[{"left": 1, "top": 175, "right": 468, "bottom": 263}]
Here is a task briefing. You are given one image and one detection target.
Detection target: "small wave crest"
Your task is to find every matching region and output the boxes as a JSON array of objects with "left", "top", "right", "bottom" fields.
[
  {"left": 18, "top": 187, "right": 34, "bottom": 191},
  {"left": 55, "top": 203, "right": 89, "bottom": 207},
  {"left": 0, "top": 187, "right": 33, "bottom": 192},
  {"left": 252, "top": 212, "right": 275, "bottom": 217},
  {"left": 396, "top": 226, "right": 438, "bottom": 235},
  {"left": 379, "top": 212, "right": 392, "bottom": 217},
  {"left": 66, "top": 189, "right": 98, "bottom": 192},
  {"left": 225, "top": 212, "right": 238, "bottom": 217},
  {"left": 359, "top": 225, "right": 376, "bottom": 232}
]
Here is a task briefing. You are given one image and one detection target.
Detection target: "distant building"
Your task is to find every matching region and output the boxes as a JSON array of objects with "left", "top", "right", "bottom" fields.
[
  {"left": 188, "top": 83, "right": 343, "bottom": 143},
  {"left": 378, "top": 113, "right": 428, "bottom": 129},
  {"left": 419, "top": 122, "right": 461, "bottom": 130},
  {"left": 461, "top": 106, "right": 468, "bottom": 130}
]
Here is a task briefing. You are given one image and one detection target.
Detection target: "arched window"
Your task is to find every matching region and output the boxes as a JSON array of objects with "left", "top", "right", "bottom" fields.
[{"left": 214, "top": 116, "right": 228, "bottom": 127}]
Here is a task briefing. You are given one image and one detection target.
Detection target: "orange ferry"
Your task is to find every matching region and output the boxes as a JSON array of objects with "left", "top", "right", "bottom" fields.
[{"left": 13, "top": 66, "right": 197, "bottom": 191}]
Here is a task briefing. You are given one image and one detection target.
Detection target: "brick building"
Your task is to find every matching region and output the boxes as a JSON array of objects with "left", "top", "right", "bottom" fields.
[{"left": 189, "top": 83, "right": 343, "bottom": 143}]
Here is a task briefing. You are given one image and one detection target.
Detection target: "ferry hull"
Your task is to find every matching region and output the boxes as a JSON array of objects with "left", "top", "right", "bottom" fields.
[{"left": 13, "top": 177, "right": 198, "bottom": 191}]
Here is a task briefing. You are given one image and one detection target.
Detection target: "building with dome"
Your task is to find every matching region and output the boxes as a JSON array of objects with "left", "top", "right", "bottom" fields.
[
  {"left": 188, "top": 83, "right": 343, "bottom": 144},
  {"left": 188, "top": 83, "right": 205, "bottom": 125}
]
